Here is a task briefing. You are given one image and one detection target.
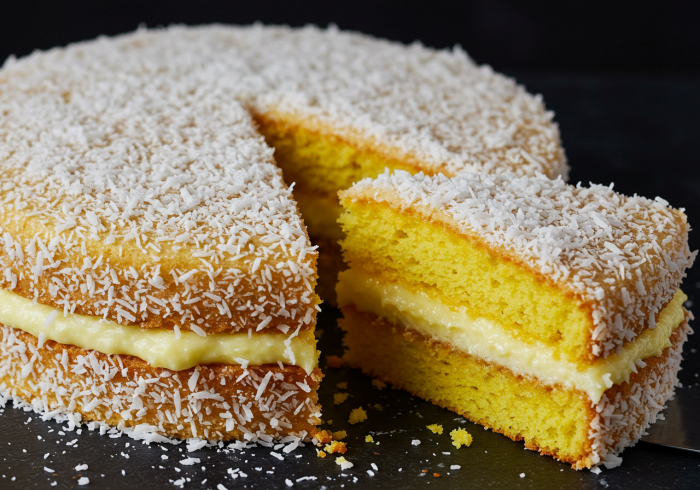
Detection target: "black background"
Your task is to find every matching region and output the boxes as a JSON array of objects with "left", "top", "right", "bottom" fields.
[
  {"left": 1, "top": 1, "right": 700, "bottom": 489},
  {"left": 1, "top": 0, "right": 700, "bottom": 76}
]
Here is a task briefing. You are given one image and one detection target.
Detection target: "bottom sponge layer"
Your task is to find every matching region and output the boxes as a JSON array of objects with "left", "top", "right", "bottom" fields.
[{"left": 340, "top": 306, "right": 688, "bottom": 469}]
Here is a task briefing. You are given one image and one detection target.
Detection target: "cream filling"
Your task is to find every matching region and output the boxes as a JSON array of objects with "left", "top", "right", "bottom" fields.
[
  {"left": 337, "top": 268, "right": 686, "bottom": 403},
  {"left": 0, "top": 288, "right": 317, "bottom": 374}
]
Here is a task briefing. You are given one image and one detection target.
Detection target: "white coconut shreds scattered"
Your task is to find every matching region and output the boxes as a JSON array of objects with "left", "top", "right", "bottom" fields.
[
  {"left": 0, "top": 325, "right": 320, "bottom": 444},
  {"left": 349, "top": 170, "right": 696, "bottom": 357}
]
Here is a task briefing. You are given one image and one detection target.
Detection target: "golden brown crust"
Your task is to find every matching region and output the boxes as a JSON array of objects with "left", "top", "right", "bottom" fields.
[{"left": 0, "top": 326, "right": 323, "bottom": 441}]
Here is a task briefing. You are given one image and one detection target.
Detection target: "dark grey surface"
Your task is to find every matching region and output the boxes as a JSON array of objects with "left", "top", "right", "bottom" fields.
[
  {"left": 0, "top": 74, "right": 699, "bottom": 489},
  {"left": 642, "top": 385, "right": 700, "bottom": 453}
]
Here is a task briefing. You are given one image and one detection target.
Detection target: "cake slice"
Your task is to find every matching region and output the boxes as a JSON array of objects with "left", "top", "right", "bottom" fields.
[{"left": 337, "top": 170, "right": 695, "bottom": 469}]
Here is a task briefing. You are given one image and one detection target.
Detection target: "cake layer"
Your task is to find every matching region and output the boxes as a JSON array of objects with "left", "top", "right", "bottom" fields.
[
  {"left": 340, "top": 306, "right": 689, "bottom": 469},
  {"left": 339, "top": 171, "right": 695, "bottom": 361},
  {"left": 255, "top": 111, "right": 421, "bottom": 198},
  {"left": 0, "top": 288, "right": 317, "bottom": 373},
  {"left": 337, "top": 267, "right": 686, "bottom": 403},
  {"left": 0, "top": 325, "right": 322, "bottom": 442}
]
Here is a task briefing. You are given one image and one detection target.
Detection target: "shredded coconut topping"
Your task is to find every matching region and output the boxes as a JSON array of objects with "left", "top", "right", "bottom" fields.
[
  {"left": 349, "top": 170, "right": 695, "bottom": 356},
  {"left": 0, "top": 25, "right": 336, "bottom": 334}
]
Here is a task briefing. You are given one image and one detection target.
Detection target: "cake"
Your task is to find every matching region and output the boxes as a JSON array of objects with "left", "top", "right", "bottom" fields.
[
  {"left": 337, "top": 170, "right": 695, "bottom": 469},
  {"left": 0, "top": 24, "right": 565, "bottom": 443}
]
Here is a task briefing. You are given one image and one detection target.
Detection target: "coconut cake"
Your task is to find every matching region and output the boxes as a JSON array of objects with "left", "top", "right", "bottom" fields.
[{"left": 337, "top": 170, "right": 695, "bottom": 469}]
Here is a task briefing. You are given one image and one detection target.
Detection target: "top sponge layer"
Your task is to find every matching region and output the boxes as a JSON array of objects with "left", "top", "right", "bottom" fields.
[{"left": 342, "top": 170, "right": 695, "bottom": 359}]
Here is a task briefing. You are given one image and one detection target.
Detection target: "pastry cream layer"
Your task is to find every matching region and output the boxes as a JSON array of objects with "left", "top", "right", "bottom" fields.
[
  {"left": 0, "top": 288, "right": 317, "bottom": 374},
  {"left": 337, "top": 268, "right": 686, "bottom": 403}
]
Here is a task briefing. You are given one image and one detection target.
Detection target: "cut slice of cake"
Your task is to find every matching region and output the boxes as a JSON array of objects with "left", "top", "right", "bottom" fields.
[{"left": 337, "top": 170, "right": 695, "bottom": 469}]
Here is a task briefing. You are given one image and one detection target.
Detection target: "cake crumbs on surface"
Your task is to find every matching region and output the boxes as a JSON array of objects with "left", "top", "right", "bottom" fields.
[
  {"left": 365, "top": 435, "right": 374, "bottom": 443},
  {"left": 371, "top": 379, "right": 387, "bottom": 390},
  {"left": 336, "top": 382, "right": 348, "bottom": 389},
  {"left": 332, "top": 431, "right": 347, "bottom": 441},
  {"left": 316, "top": 450, "right": 327, "bottom": 459},
  {"left": 313, "top": 430, "right": 334, "bottom": 444},
  {"left": 326, "top": 356, "right": 344, "bottom": 368},
  {"left": 433, "top": 473, "right": 441, "bottom": 478},
  {"left": 450, "top": 428, "right": 473, "bottom": 448},
  {"left": 348, "top": 407, "right": 368, "bottom": 425},
  {"left": 427, "top": 424, "right": 443, "bottom": 435},
  {"left": 334, "top": 393, "right": 350, "bottom": 405},
  {"left": 324, "top": 441, "right": 347, "bottom": 455}
]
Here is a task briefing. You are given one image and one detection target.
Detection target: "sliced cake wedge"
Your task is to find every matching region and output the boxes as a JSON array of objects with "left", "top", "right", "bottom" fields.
[{"left": 337, "top": 170, "right": 695, "bottom": 469}]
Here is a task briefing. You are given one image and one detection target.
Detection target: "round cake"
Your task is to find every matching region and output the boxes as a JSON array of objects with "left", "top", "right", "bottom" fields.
[{"left": 0, "top": 24, "right": 566, "bottom": 444}]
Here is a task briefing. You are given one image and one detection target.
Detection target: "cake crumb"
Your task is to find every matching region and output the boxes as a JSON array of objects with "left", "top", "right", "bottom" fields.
[
  {"left": 336, "top": 456, "right": 353, "bottom": 470},
  {"left": 427, "top": 424, "right": 443, "bottom": 435},
  {"left": 371, "top": 379, "right": 387, "bottom": 390},
  {"left": 336, "top": 382, "right": 348, "bottom": 389},
  {"left": 334, "top": 393, "right": 350, "bottom": 405},
  {"left": 450, "top": 428, "right": 473, "bottom": 448},
  {"left": 314, "top": 430, "right": 333, "bottom": 444},
  {"left": 349, "top": 407, "right": 367, "bottom": 425},
  {"left": 433, "top": 473, "right": 441, "bottom": 478},
  {"left": 324, "top": 441, "right": 347, "bottom": 455},
  {"left": 365, "top": 435, "right": 374, "bottom": 443},
  {"left": 326, "top": 355, "right": 344, "bottom": 368},
  {"left": 317, "top": 450, "right": 327, "bottom": 459},
  {"left": 332, "top": 431, "right": 347, "bottom": 441}
]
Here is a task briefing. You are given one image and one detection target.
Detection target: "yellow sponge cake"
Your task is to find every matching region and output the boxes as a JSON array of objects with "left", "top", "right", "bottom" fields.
[{"left": 337, "top": 170, "right": 695, "bottom": 469}]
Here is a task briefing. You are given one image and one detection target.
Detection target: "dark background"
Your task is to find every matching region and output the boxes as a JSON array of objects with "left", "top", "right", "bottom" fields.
[
  {"left": 1, "top": 2, "right": 700, "bottom": 489},
  {"left": 1, "top": 0, "right": 699, "bottom": 76}
]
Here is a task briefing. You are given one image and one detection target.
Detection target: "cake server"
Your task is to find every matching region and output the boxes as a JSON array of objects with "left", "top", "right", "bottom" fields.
[{"left": 640, "top": 386, "right": 700, "bottom": 453}]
